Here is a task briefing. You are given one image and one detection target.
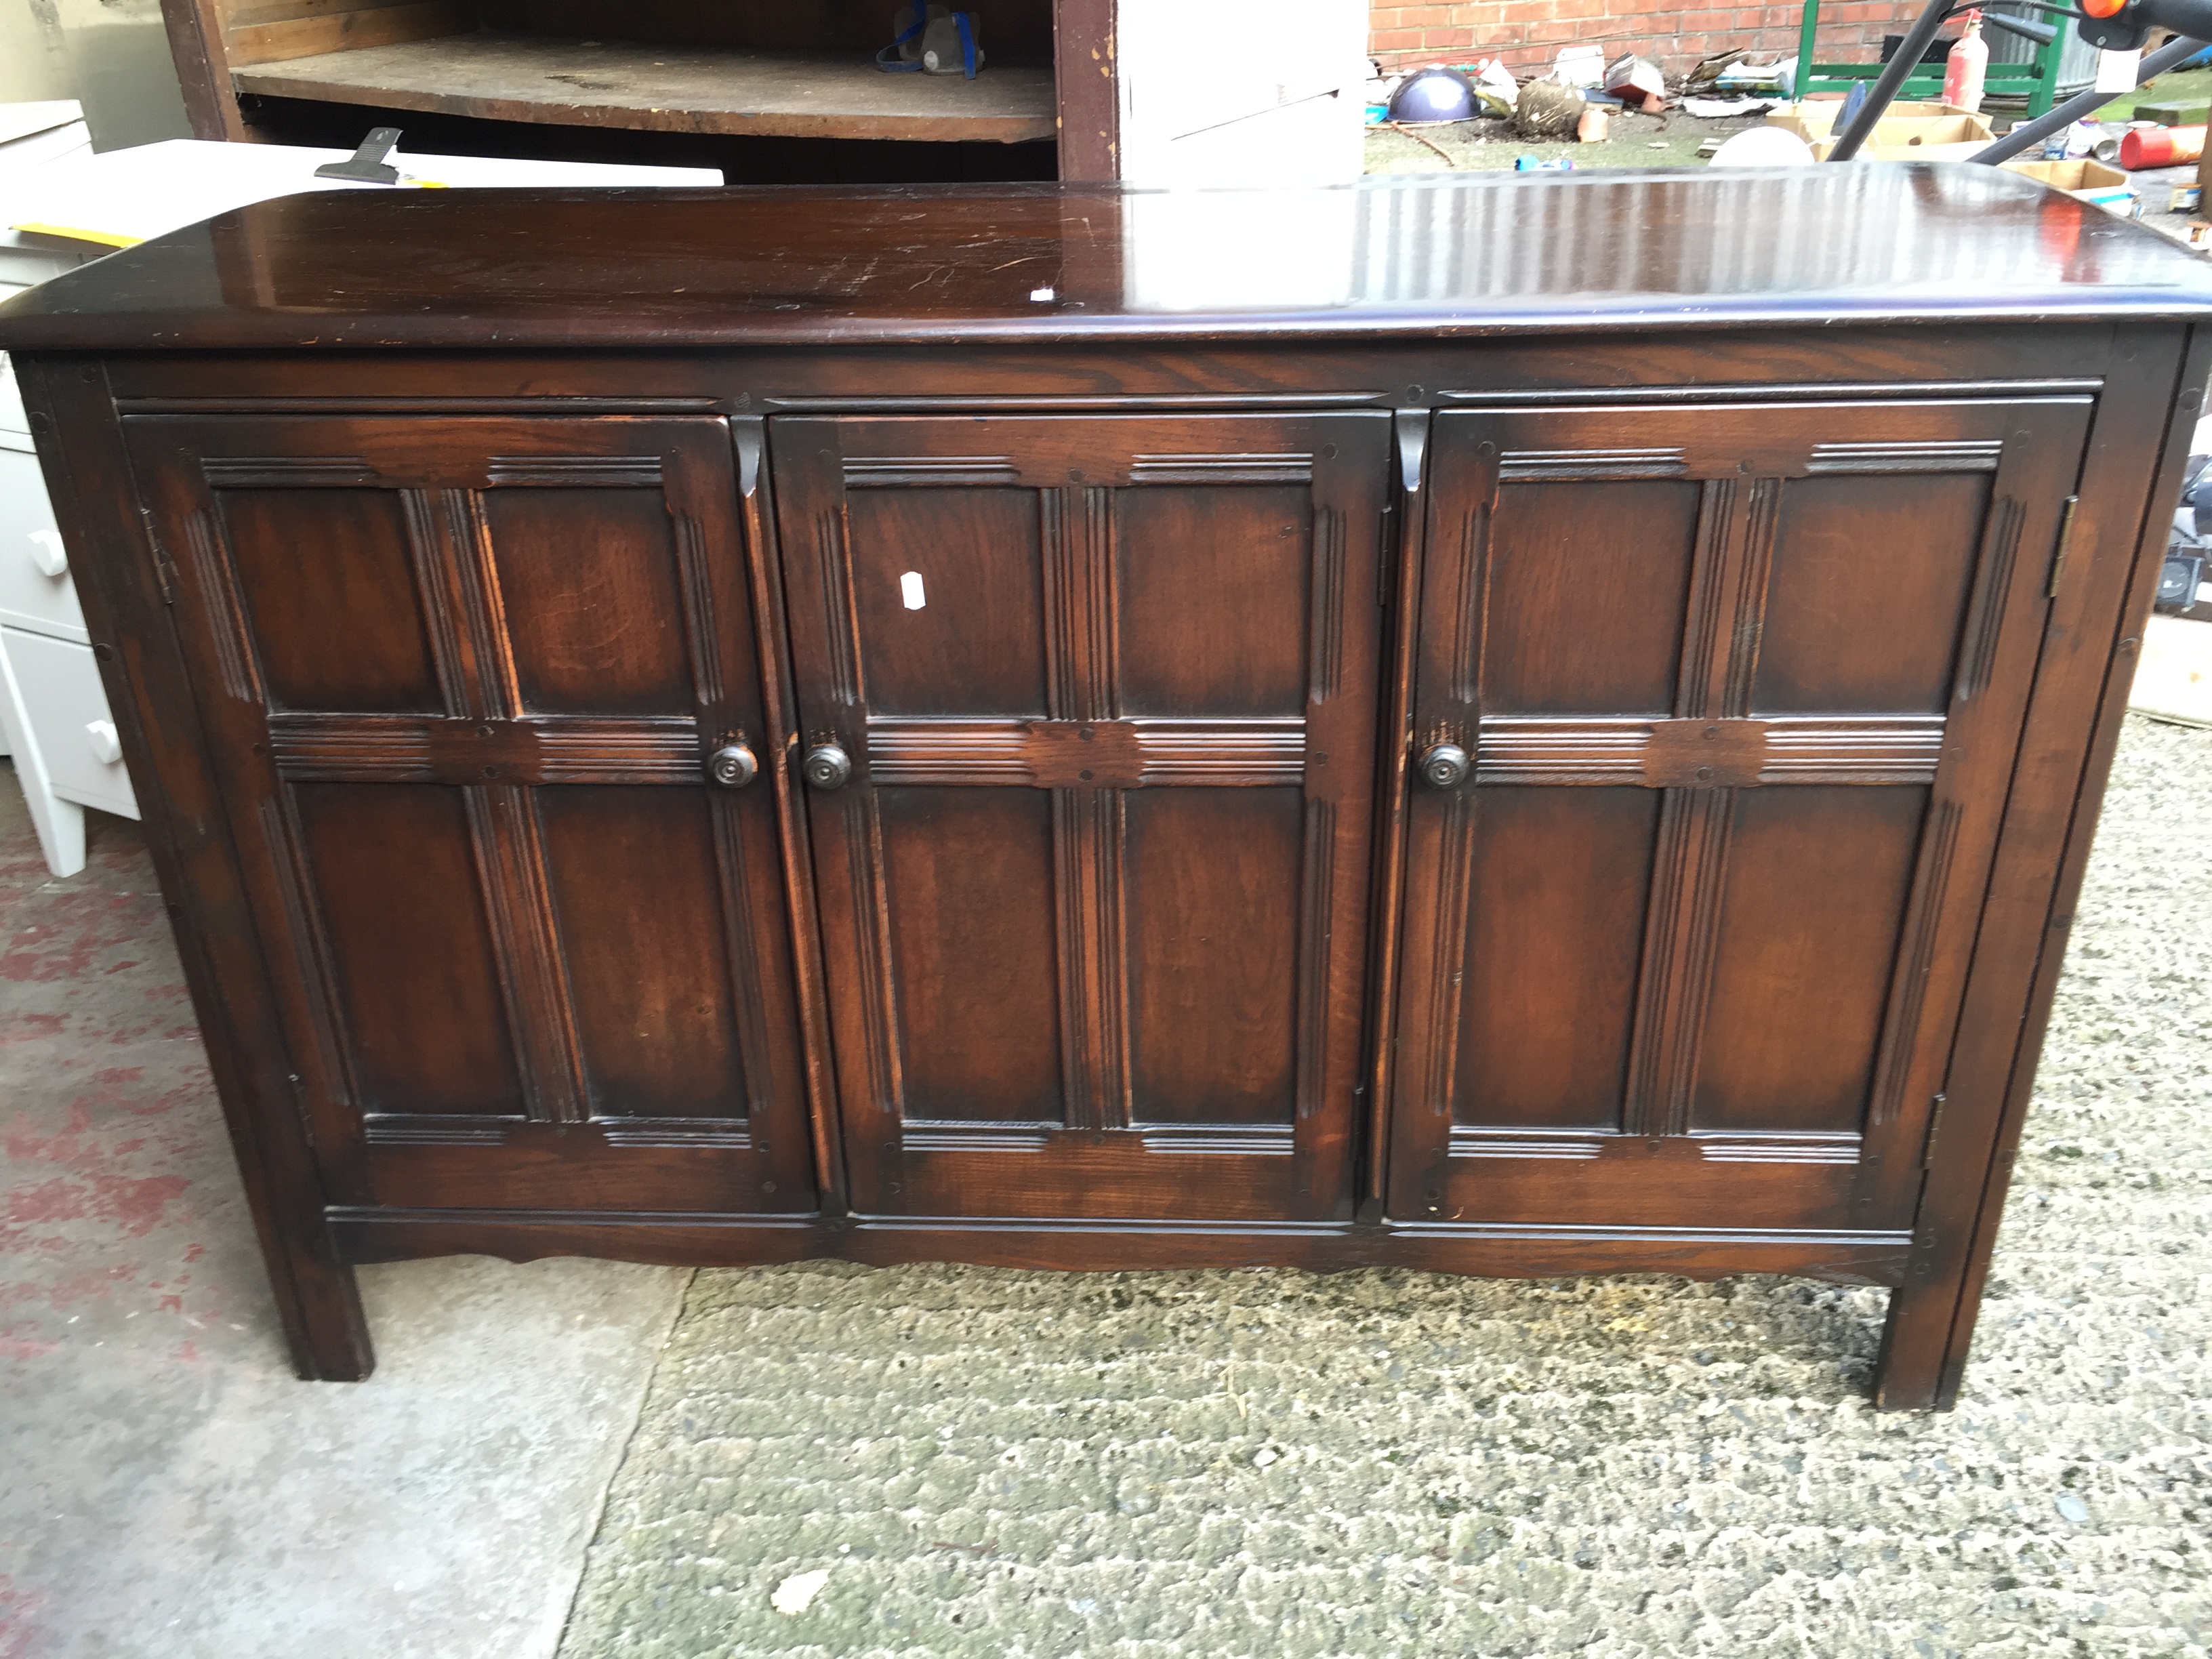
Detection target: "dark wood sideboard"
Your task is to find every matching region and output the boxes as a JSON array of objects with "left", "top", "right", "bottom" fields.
[{"left": 3, "top": 169, "right": 2205, "bottom": 1410}]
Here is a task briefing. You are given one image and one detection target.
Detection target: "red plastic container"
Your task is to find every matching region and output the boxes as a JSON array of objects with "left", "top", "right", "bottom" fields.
[{"left": 2119, "top": 125, "right": 2206, "bottom": 169}]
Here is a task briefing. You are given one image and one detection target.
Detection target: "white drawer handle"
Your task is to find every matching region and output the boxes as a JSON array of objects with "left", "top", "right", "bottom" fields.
[
  {"left": 85, "top": 720, "right": 122, "bottom": 764},
  {"left": 29, "top": 530, "right": 68, "bottom": 578}
]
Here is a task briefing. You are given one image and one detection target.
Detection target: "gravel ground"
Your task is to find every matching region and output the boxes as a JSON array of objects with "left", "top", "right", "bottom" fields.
[
  {"left": 1363, "top": 108, "right": 1761, "bottom": 173},
  {"left": 559, "top": 715, "right": 2211, "bottom": 1659}
]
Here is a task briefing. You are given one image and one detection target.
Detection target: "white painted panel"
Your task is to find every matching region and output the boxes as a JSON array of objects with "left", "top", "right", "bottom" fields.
[
  {"left": 0, "top": 337, "right": 27, "bottom": 434},
  {"left": 0, "top": 239, "right": 86, "bottom": 289},
  {"left": 0, "top": 443, "right": 85, "bottom": 640},
  {"left": 0, "top": 106, "right": 91, "bottom": 177},
  {"left": 6, "top": 626, "right": 136, "bottom": 815}
]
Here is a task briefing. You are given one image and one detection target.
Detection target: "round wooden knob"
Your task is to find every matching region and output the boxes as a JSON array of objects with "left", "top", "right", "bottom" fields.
[
  {"left": 1419, "top": 743, "right": 1470, "bottom": 789},
  {"left": 802, "top": 744, "right": 853, "bottom": 790},
  {"left": 707, "top": 743, "right": 758, "bottom": 789}
]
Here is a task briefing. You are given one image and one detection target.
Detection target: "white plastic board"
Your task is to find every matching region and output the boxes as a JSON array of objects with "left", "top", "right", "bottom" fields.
[
  {"left": 3, "top": 138, "right": 722, "bottom": 251},
  {"left": 1115, "top": 0, "right": 1368, "bottom": 187}
]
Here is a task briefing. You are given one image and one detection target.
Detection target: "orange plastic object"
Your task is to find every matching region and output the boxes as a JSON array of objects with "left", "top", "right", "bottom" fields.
[
  {"left": 2081, "top": 0, "right": 2127, "bottom": 16},
  {"left": 2119, "top": 125, "right": 2206, "bottom": 167}
]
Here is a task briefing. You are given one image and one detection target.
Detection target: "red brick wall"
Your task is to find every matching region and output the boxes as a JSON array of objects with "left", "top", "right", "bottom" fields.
[{"left": 1370, "top": 1, "right": 1929, "bottom": 79}]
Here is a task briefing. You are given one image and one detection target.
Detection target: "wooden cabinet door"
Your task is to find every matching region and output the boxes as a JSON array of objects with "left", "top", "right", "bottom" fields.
[
  {"left": 1387, "top": 397, "right": 2093, "bottom": 1233},
  {"left": 123, "top": 415, "right": 817, "bottom": 1214},
  {"left": 773, "top": 413, "right": 1388, "bottom": 1221}
]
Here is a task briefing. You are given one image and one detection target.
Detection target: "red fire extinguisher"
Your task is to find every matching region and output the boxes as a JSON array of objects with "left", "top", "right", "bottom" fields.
[{"left": 1945, "top": 11, "right": 1989, "bottom": 112}]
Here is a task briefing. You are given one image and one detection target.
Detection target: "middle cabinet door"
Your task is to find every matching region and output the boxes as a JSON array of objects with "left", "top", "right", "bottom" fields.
[{"left": 773, "top": 413, "right": 1389, "bottom": 1221}]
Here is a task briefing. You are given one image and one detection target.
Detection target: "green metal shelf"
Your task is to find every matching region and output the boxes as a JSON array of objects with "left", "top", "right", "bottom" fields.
[{"left": 1793, "top": 1, "right": 2071, "bottom": 120}]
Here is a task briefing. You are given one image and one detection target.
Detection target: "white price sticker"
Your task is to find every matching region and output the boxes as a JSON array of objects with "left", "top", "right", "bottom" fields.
[{"left": 2094, "top": 48, "right": 2141, "bottom": 94}]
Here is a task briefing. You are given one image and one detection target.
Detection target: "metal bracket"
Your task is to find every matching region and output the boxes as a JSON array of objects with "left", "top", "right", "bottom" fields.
[
  {"left": 732, "top": 415, "right": 765, "bottom": 499},
  {"left": 1394, "top": 408, "right": 1430, "bottom": 495},
  {"left": 313, "top": 127, "right": 403, "bottom": 185}
]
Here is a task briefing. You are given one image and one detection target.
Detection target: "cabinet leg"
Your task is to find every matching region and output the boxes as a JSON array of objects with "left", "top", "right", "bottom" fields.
[
  {"left": 1872, "top": 1273, "right": 1968, "bottom": 1412},
  {"left": 266, "top": 1236, "right": 376, "bottom": 1382}
]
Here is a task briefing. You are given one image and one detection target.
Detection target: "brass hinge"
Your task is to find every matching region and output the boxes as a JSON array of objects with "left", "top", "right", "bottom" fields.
[
  {"left": 1921, "top": 1092, "right": 1948, "bottom": 1169},
  {"left": 1377, "top": 501, "right": 1396, "bottom": 607},
  {"left": 2046, "top": 495, "right": 2080, "bottom": 599},
  {"left": 288, "top": 1072, "right": 314, "bottom": 1149},
  {"left": 140, "top": 508, "right": 178, "bottom": 606}
]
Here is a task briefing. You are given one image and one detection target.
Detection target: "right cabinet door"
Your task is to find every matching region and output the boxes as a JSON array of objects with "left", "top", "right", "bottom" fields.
[{"left": 1387, "top": 397, "right": 2091, "bottom": 1232}]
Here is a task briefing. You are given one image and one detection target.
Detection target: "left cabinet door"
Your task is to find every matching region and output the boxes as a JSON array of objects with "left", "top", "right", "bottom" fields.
[{"left": 123, "top": 415, "right": 817, "bottom": 1215}]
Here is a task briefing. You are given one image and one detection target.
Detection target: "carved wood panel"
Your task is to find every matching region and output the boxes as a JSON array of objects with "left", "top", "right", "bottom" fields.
[
  {"left": 774, "top": 413, "right": 1387, "bottom": 1221},
  {"left": 122, "top": 414, "right": 817, "bottom": 1214},
  {"left": 1387, "top": 398, "right": 2093, "bottom": 1231}
]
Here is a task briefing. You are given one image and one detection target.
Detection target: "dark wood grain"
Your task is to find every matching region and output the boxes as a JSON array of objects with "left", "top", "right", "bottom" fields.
[
  {"left": 1052, "top": 0, "right": 1117, "bottom": 180},
  {"left": 480, "top": 487, "right": 695, "bottom": 716},
  {"left": 293, "top": 782, "right": 528, "bottom": 1117},
  {"left": 1756, "top": 474, "right": 1994, "bottom": 714},
  {"left": 159, "top": 0, "right": 250, "bottom": 140},
  {"left": 220, "top": 488, "right": 445, "bottom": 712},
  {"left": 329, "top": 1208, "right": 1914, "bottom": 1287},
  {"left": 1454, "top": 787, "right": 1658, "bottom": 1132},
  {"left": 8, "top": 172, "right": 2212, "bottom": 356},
  {"left": 1690, "top": 785, "right": 1927, "bottom": 1135},
  {"left": 1389, "top": 395, "right": 2102, "bottom": 1247},
  {"left": 7, "top": 179, "right": 2197, "bottom": 1406},
  {"left": 776, "top": 410, "right": 1384, "bottom": 1223},
  {"left": 878, "top": 785, "right": 1066, "bottom": 1124},
  {"left": 113, "top": 409, "right": 819, "bottom": 1290},
  {"left": 537, "top": 786, "right": 754, "bottom": 1118}
]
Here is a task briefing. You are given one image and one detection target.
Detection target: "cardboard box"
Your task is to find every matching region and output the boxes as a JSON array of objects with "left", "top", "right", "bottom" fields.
[
  {"left": 1767, "top": 99, "right": 1981, "bottom": 143},
  {"left": 1863, "top": 114, "right": 1995, "bottom": 149},
  {"left": 1862, "top": 140, "right": 2001, "bottom": 162},
  {"left": 1999, "top": 158, "right": 2140, "bottom": 216},
  {"left": 1814, "top": 142, "right": 1997, "bottom": 163}
]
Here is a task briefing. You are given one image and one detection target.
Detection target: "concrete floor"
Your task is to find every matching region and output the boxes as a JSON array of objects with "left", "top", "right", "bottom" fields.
[{"left": 0, "top": 769, "right": 692, "bottom": 1659}]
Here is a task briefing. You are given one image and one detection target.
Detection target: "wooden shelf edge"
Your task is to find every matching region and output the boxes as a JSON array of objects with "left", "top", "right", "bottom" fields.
[{"left": 231, "top": 39, "right": 1059, "bottom": 144}]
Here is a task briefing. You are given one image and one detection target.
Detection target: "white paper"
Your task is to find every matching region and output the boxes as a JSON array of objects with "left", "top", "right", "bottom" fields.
[
  {"left": 2, "top": 138, "right": 720, "bottom": 249},
  {"left": 2095, "top": 48, "right": 2142, "bottom": 94},
  {"left": 1553, "top": 44, "right": 1605, "bottom": 89},
  {"left": 900, "top": 571, "right": 927, "bottom": 611}
]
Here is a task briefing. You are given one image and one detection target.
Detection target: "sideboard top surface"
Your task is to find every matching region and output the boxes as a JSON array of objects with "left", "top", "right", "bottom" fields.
[{"left": 3, "top": 165, "right": 2211, "bottom": 355}]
